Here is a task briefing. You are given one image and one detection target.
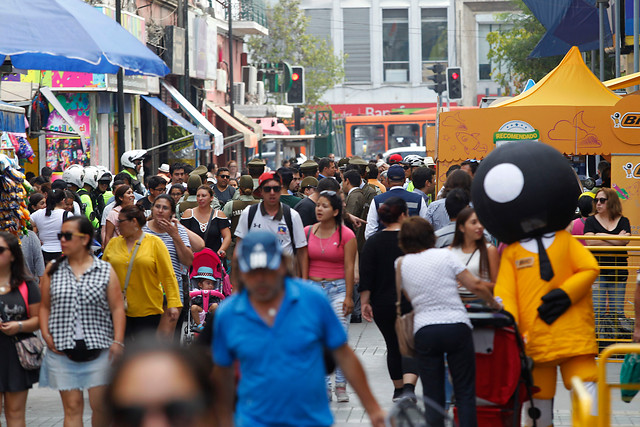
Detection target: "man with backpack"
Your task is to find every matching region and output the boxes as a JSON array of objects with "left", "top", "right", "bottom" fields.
[{"left": 234, "top": 172, "right": 308, "bottom": 278}]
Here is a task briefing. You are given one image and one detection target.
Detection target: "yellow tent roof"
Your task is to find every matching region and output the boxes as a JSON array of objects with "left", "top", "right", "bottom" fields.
[{"left": 491, "top": 46, "right": 621, "bottom": 108}]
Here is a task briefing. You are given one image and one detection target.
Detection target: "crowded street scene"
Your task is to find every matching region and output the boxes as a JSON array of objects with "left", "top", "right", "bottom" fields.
[{"left": 1, "top": 0, "right": 640, "bottom": 426}]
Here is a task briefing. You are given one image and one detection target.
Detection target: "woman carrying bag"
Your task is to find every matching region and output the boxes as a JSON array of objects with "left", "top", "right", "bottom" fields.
[
  {"left": 39, "top": 216, "right": 125, "bottom": 426},
  {"left": 103, "top": 205, "right": 182, "bottom": 339},
  {"left": 0, "top": 232, "right": 41, "bottom": 427}
]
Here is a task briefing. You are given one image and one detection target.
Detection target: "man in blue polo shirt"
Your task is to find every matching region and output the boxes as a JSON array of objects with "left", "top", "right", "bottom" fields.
[{"left": 212, "top": 231, "right": 385, "bottom": 427}]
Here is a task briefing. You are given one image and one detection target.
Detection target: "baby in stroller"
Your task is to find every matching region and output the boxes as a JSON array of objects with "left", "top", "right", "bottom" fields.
[{"left": 190, "top": 266, "right": 225, "bottom": 332}]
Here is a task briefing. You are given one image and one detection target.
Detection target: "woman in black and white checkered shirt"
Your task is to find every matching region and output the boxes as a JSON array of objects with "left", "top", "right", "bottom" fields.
[{"left": 39, "top": 215, "right": 126, "bottom": 426}]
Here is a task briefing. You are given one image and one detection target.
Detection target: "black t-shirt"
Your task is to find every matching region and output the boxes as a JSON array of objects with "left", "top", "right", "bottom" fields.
[
  {"left": 137, "top": 197, "right": 153, "bottom": 218},
  {"left": 584, "top": 215, "right": 631, "bottom": 278},
  {"left": 0, "top": 282, "right": 41, "bottom": 323},
  {"left": 294, "top": 197, "right": 317, "bottom": 227},
  {"left": 180, "top": 215, "right": 230, "bottom": 253}
]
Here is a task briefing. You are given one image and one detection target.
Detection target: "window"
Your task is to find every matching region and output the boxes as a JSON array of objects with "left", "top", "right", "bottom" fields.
[
  {"left": 478, "top": 23, "right": 512, "bottom": 80},
  {"left": 344, "top": 8, "right": 371, "bottom": 83},
  {"left": 388, "top": 124, "right": 420, "bottom": 149},
  {"left": 383, "top": 9, "right": 409, "bottom": 82},
  {"left": 306, "top": 9, "right": 331, "bottom": 42},
  {"left": 421, "top": 8, "right": 448, "bottom": 82},
  {"left": 352, "top": 125, "right": 385, "bottom": 158}
]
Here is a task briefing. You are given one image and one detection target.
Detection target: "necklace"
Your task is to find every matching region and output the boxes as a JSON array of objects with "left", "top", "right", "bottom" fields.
[
  {"left": 316, "top": 225, "right": 336, "bottom": 254},
  {"left": 268, "top": 307, "right": 277, "bottom": 317},
  {"left": 0, "top": 282, "right": 9, "bottom": 293}
]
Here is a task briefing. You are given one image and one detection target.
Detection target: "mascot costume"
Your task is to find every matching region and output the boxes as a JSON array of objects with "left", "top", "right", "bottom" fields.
[{"left": 471, "top": 142, "right": 600, "bottom": 426}]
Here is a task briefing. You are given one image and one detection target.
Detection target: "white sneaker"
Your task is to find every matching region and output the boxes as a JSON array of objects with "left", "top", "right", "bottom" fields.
[
  {"left": 327, "top": 385, "right": 332, "bottom": 401},
  {"left": 335, "top": 382, "right": 349, "bottom": 402}
]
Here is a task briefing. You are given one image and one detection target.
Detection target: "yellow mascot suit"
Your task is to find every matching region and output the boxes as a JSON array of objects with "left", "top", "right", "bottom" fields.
[{"left": 471, "top": 142, "right": 600, "bottom": 427}]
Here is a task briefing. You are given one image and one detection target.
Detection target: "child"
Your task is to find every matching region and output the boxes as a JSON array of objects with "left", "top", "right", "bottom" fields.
[{"left": 190, "top": 266, "right": 222, "bottom": 331}]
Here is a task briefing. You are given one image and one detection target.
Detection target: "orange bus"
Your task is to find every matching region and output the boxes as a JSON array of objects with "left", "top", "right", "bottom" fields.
[{"left": 344, "top": 107, "right": 477, "bottom": 159}]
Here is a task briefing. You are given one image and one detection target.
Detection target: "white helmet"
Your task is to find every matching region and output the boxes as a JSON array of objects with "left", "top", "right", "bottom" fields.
[
  {"left": 83, "top": 166, "right": 99, "bottom": 190},
  {"left": 121, "top": 149, "right": 147, "bottom": 169},
  {"left": 403, "top": 155, "right": 424, "bottom": 167},
  {"left": 96, "top": 165, "right": 112, "bottom": 184},
  {"left": 62, "top": 164, "right": 85, "bottom": 189}
]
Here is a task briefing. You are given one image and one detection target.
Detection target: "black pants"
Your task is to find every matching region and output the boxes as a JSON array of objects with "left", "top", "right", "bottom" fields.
[
  {"left": 415, "top": 323, "right": 477, "bottom": 427},
  {"left": 372, "top": 304, "right": 419, "bottom": 381},
  {"left": 42, "top": 251, "right": 61, "bottom": 263},
  {"left": 125, "top": 315, "right": 162, "bottom": 340}
]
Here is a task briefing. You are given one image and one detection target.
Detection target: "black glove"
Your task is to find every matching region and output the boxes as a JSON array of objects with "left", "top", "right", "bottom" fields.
[{"left": 537, "top": 288, "right": 571, "bottom": 325}]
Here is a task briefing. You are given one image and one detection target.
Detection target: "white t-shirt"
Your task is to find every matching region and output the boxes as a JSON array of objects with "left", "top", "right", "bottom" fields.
[
  {"left": 234, "top": 202, "right": 307, "bottom": 255},
  {"left": 31, "top": 209, "right": 65, "bottom": 252},
  {"left": 399, "top": 248, "right": 471, "bottom": 333}
]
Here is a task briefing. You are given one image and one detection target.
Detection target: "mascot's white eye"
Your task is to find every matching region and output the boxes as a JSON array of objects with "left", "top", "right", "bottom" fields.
[{"left": 483, "top": 163, "right": 524, "bottom": 203}]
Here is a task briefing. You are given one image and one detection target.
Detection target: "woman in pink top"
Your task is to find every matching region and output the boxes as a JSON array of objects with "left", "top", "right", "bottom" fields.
[
  {"left": 567, "top": 194, "right": 595, "bottom": 245},
  {"left": 303, "top": 190, "right": 356, "bottom": 402}
]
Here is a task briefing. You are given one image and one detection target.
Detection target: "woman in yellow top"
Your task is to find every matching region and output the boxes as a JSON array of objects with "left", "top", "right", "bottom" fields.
[{"left": 103, "top": 205, "right": 182, "bottom": 339}]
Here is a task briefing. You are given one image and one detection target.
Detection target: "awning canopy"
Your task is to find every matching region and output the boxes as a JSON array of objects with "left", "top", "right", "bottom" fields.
[
  {"left": 491, "top": 46, "right": 621, "bottom": 107},
  {"left": 0, "top": 101, "right": 25, "bottom": 133},
  {"left": 604, "top": 71, "right": 640, "bottom": 90},
  {"left": 220, "top": 106, "right": 263, "bottom": 138},
  {"left": 251, "top": 117, "right": 290, "bottom": 135},
  {"left": 141, "top": 95, "right": 209, "bottom": 150},
  {"left": 205, "top": 101, "right": 258, "bottom": 149},
  {"left": 162, "top": 81, "right": 223, "bottom": 154}
]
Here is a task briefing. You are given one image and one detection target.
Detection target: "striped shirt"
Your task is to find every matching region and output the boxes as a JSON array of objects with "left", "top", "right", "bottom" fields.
[{"left": 142, "top": 223, "right": 191, "bottom": 280}]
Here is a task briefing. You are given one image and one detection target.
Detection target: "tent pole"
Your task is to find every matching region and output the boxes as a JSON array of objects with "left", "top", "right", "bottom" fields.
[{"left": 116, "top": 0, "right": 125, "bottom": 170}]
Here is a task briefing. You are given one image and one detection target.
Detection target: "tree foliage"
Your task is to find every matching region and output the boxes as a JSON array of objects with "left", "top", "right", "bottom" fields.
[
  {"left": 246, "top": 0, "right": 345, "bottom": 107},
  {"left": 486, "top": 0, "right": 562, "bottom": 93}
]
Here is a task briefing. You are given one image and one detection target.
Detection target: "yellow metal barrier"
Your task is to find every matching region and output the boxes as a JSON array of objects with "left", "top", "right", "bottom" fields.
[
  {"left": 585, "top": 235, "right": 640, "bottom": 351},
  {"left": 596, "top": 344, "right": 640, "bottom": 427},
  {"left": 571, "top": 376, "right": 594, "bottom": 427}
]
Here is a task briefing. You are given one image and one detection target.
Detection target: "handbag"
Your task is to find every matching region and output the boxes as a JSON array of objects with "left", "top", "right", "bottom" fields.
[
  {"left": 13, "top": 282, "right": 44, "bottom": 370},
  {"left": 122, "top": 233, "right": 145, "bottom": 313},
  {"left": 621, "top": 352, "right": 640, "bottom": 402},
  {"left": 394, "top": 257, "right": 416, "bottom": 358}
]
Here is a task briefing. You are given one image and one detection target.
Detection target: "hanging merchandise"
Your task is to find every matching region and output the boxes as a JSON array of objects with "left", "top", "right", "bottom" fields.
[
  {"left": 5, "top": 133, "right": 35, "bottom": 163},
  {"left": 0, "top": 153, "right": 30, "bottom": 235}
]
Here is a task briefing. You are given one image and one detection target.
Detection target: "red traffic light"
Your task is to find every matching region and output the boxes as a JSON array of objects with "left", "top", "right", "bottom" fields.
[
  {"left": 292, "top": 73, "right": 300, "bottom": 81},
  {"left": 451, "top": 72, "right": 459, "bottom": 80}
]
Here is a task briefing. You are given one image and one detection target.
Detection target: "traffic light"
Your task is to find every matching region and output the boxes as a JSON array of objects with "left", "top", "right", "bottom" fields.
[
  {"left": 427, "top": 63, "right": 446, "bottom": 95},
  {"left": 294, "top": 107, "right": 305, "bottom": 130},
  {"left": 447, "top": 67, "right": 462, "bottom": 100},
  {"left": 287, "top": 66, "right": 305, "bottom": 105}
]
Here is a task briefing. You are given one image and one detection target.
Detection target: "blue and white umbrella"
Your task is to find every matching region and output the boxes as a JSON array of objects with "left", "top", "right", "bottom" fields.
[{"left": 0, "top": 0, "right": 170, "bottom": 76}]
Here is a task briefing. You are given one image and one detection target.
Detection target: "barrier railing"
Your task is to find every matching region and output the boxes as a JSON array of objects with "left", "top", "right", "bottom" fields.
[
  {"left": 595, "top": 344, "right": 640, "bottom": 427},
  {"left": 571, "top": 376, "right": 594, "bottom": 427},
  {"left": 585, "top": 235, "right": 639, "bottom": 351}
]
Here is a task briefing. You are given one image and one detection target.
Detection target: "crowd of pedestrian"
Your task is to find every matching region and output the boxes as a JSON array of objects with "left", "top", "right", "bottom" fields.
[{"left": 0, "top": 151, "right": 631, "bottom": 426}]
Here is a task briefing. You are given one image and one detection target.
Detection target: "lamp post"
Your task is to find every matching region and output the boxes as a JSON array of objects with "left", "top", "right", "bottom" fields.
[
  {"left": 116, "top": 0, "right": 125, "bottom": 169},
  {"left": 597, "top": 0, "right": 609, "bottom": 82}
]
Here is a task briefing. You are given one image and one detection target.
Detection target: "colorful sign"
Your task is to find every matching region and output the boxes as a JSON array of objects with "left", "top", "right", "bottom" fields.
[
  {"left": 45, "top": 93, "right": 91, "bottom": 171},
  {"left": 493, "top": 120, "right": 540, "bottom": 145},
  {"left": 330, "top": 103, "right": 441, "bottom": 118}
]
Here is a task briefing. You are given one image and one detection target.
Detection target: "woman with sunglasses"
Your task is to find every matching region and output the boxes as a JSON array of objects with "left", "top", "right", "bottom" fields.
[
  {"left": 302, "top": 190, "right": 356, "bottom": 402},
  {"left": 584, "top": 187, "right": 631, "bottom": 328},
  {"left": 103, "top": 205, "right": 182, "bottom": 339},
  {"left": 0, "top": 232, "right": 40, "bottom": 427},
  {"left": 30, "top": 188, "right": 68, "bottom": 264},
  {"left": 180, "top": 185, "right": 231, "bottom": 259},
  {"left": 39, "top": 216, "right": 125, "bottom": 427},
  {"left": 103, "top": 185, "right": 136, "bottom": 248}
]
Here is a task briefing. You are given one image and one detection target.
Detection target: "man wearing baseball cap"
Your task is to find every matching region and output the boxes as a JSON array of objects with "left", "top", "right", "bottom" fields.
[
  {"left": 364, "top": 164, "right": 428, "bottom": 239},
  {"left": 234, "top": 171, "right": 308, "bottom": 277},
  {"left": 212, "top": 231, "right": 385, "bottom": 427}
]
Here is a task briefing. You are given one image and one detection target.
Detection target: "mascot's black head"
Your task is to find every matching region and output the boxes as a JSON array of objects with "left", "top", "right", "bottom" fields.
[{"left": 471, "top": 142, "right": 580, "bottom": 244}]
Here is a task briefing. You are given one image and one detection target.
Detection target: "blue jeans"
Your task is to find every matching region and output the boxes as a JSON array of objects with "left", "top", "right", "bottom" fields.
[
  {"left": 314, "top": 279, "right": 350, "bottom": 386},
  {"left": 593, "top": 275, "right": 626, "bottom": 318}
]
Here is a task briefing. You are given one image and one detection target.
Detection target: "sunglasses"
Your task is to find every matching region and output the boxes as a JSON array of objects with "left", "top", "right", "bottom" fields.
[
  {"left": 118, "top": 218, "right": 131, "bottom": 224},
  {"left": 402, "top": 165, "right": 410, "bottom": 170},
  {"left": 112, "top": 398, "right": 206, "bottom": 427},
  {"left": 320, "top": 190, "right": 337, "bottom": 197},
  {"left": 219, "top": 175, "right": 230, "bottom": 179},
  {"left": 57, "top": 232, "right": 86, "bottom": 241},
  {"left": 262, "top": 185, "right": 281, "bottom": 193},
  {"left": 595, "top": 197, "right": 608, "bottom": 204},
  {"left": 0, "top": 247, "right": 9, "bottom": 254}
]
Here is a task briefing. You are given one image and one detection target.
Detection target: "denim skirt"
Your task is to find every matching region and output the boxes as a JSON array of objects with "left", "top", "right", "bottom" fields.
[{"left": 39, "top": 348, "right": 111, "bottom": 391}]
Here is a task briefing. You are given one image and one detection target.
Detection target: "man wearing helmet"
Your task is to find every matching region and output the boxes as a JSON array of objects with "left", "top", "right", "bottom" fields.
[
  {"left": 62, "top": 165, "right": 100, "bottom": 229},
  {"left": 401, "top": 155, "right": 424, "bottom": 192},
  {"left": 120, "top": 149, "right": 147, "bottom": 195}
]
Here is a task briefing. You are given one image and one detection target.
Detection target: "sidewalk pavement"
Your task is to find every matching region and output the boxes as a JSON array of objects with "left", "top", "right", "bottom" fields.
[{"left": 23, "top": 321, "right": 640, "bottom": 426}]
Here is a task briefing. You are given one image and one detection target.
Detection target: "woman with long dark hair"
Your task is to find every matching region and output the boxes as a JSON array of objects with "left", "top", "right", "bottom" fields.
[
  {"left": 103, "top": 205, "right": 182, "bottom": 339},
  {"left": 39, "top": 216, "right": 125, "bottom": 427},
  {"left": 103, "top": 185, "right": 136, "bottom": 248},
  {"left": 30, "top": 188, "right": 68, "bottom": 263},
  {"left": 303, "top": 190, "right": 356, "bottom": 402},
  {"left": 0, "top": 231, "right": 40, "bottom": 426},
  {"left": 359, "top": 197, "right": 419, "bottom": 401},
  {"left": 449, "top": 207, "right": 499, "bottom": 303},
  {"left": 180, "top": 185, "right": 231, "bottom": 258}
]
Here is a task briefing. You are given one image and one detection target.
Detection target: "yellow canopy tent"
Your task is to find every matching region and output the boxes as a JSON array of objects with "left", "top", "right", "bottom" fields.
[{"left": 438, "top": 46, "right": 639, "bottom": 164}]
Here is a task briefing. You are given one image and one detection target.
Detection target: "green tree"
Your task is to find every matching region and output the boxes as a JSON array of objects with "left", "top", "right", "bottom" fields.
[
  {"left": 486, "top": 0, "right": 561, "bottom": 93},
  {"left": 246, "top": 0, "right": 345, "bottom": 107}
]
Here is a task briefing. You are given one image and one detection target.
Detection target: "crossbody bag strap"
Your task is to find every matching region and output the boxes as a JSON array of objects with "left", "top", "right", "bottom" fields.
[
  {"left": 395, "top": 256, "right": 404, "bottom": 317},
  {"left": 202, "top": 208, "right": 216, "bottom": 242},
  {"left": 123, "top": 233, "right": 145, "bottom": 296}
]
